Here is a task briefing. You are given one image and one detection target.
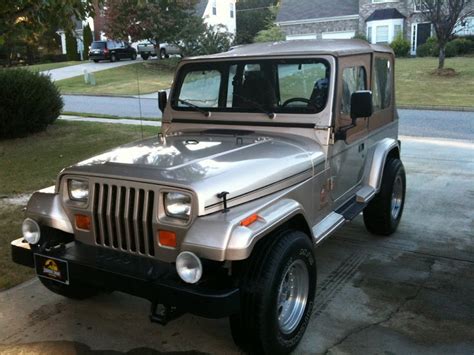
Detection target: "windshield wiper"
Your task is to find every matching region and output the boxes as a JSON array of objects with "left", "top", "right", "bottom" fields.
[
  {"left": 178, "top": 99, "right": 211, "bottom": 117},
  {"left": 232, "top": 93, "right": 276, "bottom": 119}
]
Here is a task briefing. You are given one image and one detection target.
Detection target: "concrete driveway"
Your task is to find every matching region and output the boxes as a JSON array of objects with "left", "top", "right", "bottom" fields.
[
  {"left": 0, "top": 136, "right": 473, "bottom": 354},
  {"left": 42, "top": 58, "right": 150, "bottom": 81}
]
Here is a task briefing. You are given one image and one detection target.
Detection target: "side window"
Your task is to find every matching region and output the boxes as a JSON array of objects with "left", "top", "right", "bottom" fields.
[
  {"left": 341, "top": 66, "right": 367, "bottom": 115},
  {"left": 372, "top": 58, "right": 392, "bottom": 110},
  {"left": 107, "top": 40, "right": 115, "bottom": 49}
]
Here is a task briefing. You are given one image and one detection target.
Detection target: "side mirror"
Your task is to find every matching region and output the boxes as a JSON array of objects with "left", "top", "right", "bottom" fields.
[
  {"left": 158, "top": 91, "right": 167, "bottom": 113},
  {"left": 350, "top": 90, "right": 373, "bottom": 122}
]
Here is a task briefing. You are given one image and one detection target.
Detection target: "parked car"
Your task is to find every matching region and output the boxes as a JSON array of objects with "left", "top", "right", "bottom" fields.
[
  {"left": 12, "top": 40, "right": 405, "bottom": 354},
  {"left": 137, "top": 41, "right": 181, "bottom": 60},
  {"left": 89, "top": 40, "right": 137, "bottom": 63}
]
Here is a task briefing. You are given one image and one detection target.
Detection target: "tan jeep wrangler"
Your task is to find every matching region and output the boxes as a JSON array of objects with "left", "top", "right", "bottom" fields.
[{"left": 13, "top": 40, "right": 405, "bottom": 354}]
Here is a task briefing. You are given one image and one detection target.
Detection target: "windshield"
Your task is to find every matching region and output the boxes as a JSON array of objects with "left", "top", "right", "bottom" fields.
[
  {"left": 172, "top": 59, "right": 330, "bottom": 114},
  {"left": 91, "top": 42, "right": 106, "bottom": 49}
]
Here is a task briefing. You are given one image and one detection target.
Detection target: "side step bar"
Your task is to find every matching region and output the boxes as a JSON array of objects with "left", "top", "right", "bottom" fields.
[{"left": 312, "top": 189, "right": 373, "bottom": 245}]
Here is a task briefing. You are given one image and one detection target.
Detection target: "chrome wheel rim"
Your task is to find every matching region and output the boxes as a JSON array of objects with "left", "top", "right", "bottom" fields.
[
  {"left": 277, "top": 259, "right": 309, "bottom": 334},
  {"left": 391, "top": 175, "right": 403, "bottom": 220}
]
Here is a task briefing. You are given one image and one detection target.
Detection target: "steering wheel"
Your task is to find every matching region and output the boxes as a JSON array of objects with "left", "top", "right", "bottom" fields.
[{"left": 281, "top": 97, "right": 311, "bottom": 107}]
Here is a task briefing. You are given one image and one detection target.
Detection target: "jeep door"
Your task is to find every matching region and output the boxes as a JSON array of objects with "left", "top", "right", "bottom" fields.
[{"left": 330, "top": 54, "right": 371, "bottom": 204}]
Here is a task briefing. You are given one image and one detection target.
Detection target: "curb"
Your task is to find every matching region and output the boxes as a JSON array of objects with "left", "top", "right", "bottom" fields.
[{"left": 398, "top": 105, "right": 474, "bottom": 112}]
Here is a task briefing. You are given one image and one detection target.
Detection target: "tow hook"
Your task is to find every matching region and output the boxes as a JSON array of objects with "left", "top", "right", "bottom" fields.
[{"left": 149, "top": 301, "right": 183, "bottom": 325}]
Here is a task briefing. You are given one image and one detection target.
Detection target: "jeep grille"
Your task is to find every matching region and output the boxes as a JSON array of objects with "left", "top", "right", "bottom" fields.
[{"left": 93, "top": 183, "right": 156, "bottom": 256}]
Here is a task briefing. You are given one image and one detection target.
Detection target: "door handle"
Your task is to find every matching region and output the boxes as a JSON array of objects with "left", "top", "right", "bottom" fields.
[{"left": 358, "top": 143, "right": 365, "bottom": 152}]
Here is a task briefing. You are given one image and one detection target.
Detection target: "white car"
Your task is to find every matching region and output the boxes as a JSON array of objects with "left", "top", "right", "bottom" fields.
[{"left": 137, "top": 41, "right": 181, "bottom": 60}]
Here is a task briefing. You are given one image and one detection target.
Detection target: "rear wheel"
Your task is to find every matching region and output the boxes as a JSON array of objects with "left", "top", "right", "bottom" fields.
[
  {"left": 230, "top": 230, "right": 316, "bottom": 354},
  {"left": 363, "top": 158, "right": 406, "bottom": 235},
  {"left": 39, "top": 277, "right": 99, "bottom": 300}
]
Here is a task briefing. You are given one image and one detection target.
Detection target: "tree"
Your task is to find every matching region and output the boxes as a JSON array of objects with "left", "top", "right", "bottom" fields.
[
  {"left": 178, "top": 23, "right": 234, "bottom": 56},
  {"left": 235, "top": 0, "right": 279, "bottom": 44},
  {"left": 104, "top": 0, "right": 199, "bottom": 49},
  {"left": 0, "top": 0, "right": 96, "bottom": 64},
  {"left": 254, "top": 24, "right": 285, "bottom": 42},
  {"left": 83, "top": 23, "right": 93, "bottom": 60},
  {"left": 419, "top": 0, "right": 474, "bottom": 69},
  {"left": 66, "top": 32, "right": 78, "bottom": 61}
]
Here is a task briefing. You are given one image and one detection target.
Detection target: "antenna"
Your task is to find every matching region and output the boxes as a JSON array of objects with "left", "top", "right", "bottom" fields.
[{"left": 136, "top": 61, "right": 144, "bottom": 139}]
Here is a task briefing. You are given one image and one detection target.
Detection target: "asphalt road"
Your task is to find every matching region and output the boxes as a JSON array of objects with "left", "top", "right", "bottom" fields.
[
  {"left": 1, "top": 137, "right": 473, "bottom": 354},
  {"left": 62, "top": 94, "right": 474, "bottom": 140}
]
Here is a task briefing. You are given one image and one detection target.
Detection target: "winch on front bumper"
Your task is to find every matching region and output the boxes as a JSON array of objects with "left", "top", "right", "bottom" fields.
[{"left": 11, "top": 236, "right": 240, "bottom": 321}]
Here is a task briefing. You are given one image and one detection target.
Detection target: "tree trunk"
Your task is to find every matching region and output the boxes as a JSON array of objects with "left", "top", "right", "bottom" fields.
[{"left": 438, "top": 45, "right": 446, "bottom": 70}]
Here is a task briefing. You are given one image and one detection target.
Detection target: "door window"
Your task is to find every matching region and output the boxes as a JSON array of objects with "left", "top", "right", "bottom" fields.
[{"left": 341, "top": 66, "right": 367, "bottom": 115}]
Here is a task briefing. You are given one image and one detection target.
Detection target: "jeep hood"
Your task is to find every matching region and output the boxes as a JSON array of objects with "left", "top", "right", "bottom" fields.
[{"left": 62, "top": 130, "right": 325, "bottom": 214}]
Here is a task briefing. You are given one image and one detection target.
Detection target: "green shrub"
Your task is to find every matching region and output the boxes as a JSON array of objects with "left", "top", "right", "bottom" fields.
[
  {"left": 390, "top": 32, "right": 410, "bottom": 57},
  {"left": 352, "top": 32, "right": 368, "bottom": 42},
  {"left": 0, "top": 69, "right": 63, "bottom": 139},
  {"left": 417, "top": 37, "right": 438, "bottom": 57},
  {"left": 254, "top": 25, "right": 285, "bottom": 43},
  {"left": 449, "top": 38, "right": 474, "bottom": 55},
  {"left": 83, "top": 24, "right": 93, "bottom": 60},
  {"left": 66, "top": 32, "right": 79, "bottom": 61},
  {"left": 444, "top": 41, "right": 459, "bottom": 57}
]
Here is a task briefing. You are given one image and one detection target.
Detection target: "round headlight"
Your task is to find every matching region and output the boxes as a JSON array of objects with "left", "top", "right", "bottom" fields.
[
  {"left": 68, "top": 179, "right": 89, "bottom": 202},
  {"left": 164, "top": 192, "right": 191, "bottom": 220},
  {"left": 176, "top": 251, "right": 202, "bottom": 284},
  {"left": 22, "top": 218, "right": 41, "bottom": 245}
]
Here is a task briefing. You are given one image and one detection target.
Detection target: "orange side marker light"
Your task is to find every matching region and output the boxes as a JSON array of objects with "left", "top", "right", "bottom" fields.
[{"left": 240, "top": 214, "right": 260, "bottom": 227}]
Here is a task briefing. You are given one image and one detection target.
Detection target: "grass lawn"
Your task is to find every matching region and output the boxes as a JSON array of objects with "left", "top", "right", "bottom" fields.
[
  {"left": 22, "top": 61, "right": 81, "bottom": 72},
  {"left": 0, "top": 121, "right": 158, "bottom": 289},
  {"left": 395, "top": 57, "right": 474, "bottom": 108},
  {"left": 56, "top": 59, "right": 178, "bottom": 96}
]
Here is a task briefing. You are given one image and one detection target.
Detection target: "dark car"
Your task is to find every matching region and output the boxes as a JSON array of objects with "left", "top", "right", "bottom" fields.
[{"left": 88, "top": 40, "right": 137, "bottom": 63}]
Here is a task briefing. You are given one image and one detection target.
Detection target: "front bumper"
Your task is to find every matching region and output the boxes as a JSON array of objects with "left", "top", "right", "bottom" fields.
[{"left": 11, "top": 237, "right": 239, "bottom": 318}]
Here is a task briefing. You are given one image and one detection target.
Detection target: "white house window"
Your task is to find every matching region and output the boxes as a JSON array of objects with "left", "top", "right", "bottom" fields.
[
  {"left": 376, "top": 26, "right": 389, "bottom": 43},
  {"left": 454, "top": 17, "right": 474, "bottom": 36},
  {"left": 230, "top": 3, "right": 234, "bottom": 18},
  {"left": 367, "top": 19, "right": 404, "bottom": 44},
  {"left": 212, "top": 0, "right": 217, "bottom": 15}
]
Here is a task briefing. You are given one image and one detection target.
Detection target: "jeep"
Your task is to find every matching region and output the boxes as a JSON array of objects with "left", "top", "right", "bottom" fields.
[{"left": 12, "top": 40, "right": 406, "bottom": 354}]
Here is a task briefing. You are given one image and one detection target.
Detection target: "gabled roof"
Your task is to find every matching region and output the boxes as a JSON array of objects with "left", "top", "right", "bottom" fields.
[
  {"left": 276, "top": 0, "right": 359, "bottom": 23},
  {"left": 366, "top": 8, "right": 406, "bottom": 22},
  {"left": 185, "top": 40, "right": 393, "bottom": 61},
  {"left": 195, "top": 0, "right": 208, "bottom": 17}
]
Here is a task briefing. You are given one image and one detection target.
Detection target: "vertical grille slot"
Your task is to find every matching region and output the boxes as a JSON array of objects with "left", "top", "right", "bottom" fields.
[{"left": 92, "top": 183, "right": 156, "bottom": 256}]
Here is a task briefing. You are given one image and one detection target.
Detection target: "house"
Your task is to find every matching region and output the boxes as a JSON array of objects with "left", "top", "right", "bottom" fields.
[{"left": 276, "top": 0, "right": 474, "bottom": 55}]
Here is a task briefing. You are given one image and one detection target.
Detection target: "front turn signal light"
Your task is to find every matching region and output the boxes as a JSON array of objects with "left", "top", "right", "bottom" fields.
[
  {"left": 75, "top": 214, "right": 91, "bottom": 231},
  {"left": 158, "top": 230, "right": 177, "bottom": 248}
]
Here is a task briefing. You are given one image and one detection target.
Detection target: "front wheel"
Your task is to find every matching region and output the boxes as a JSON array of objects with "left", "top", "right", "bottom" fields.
[
  {"left": 39, "top": 277, "right": 99, "bottom": 300},
  {"left": 141, "top": 54, "right": 149, "bottom": 60},
  {"left": 363, "top": 157, "right": 406, "bottom": 235},
  {"left": 110, "top": 53, "right": 117, "bottom": 62},
  {"left": 230, "top": 230, "right": 316, "bottom": 354}
]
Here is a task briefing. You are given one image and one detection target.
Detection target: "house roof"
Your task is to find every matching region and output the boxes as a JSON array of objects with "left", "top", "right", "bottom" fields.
[
  {"left": 365, "top": 8, "right": 406, "bottom": 22},
  {"left": 276, "top": 0, "right": 359, "bottom": 23},
  {"left": 195, "top": 0, "right": 208, "bottom": 17},
  {"left": 185, "top": 39, "right": 393, "bottom": 61}
]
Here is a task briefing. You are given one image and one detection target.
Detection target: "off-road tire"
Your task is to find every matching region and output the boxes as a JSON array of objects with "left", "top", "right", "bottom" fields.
[
  {"left": 39, "top": 277, "right": 99, "bottom": 300},
  {"left": 229, "top": 230, "right": 316, "bottom": 354},
  {"left": 141, "top": 54, "right": 149, "bottom": 60},
  {"left": 363, "top": 158, "right": 406, "bottom": 235}
]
